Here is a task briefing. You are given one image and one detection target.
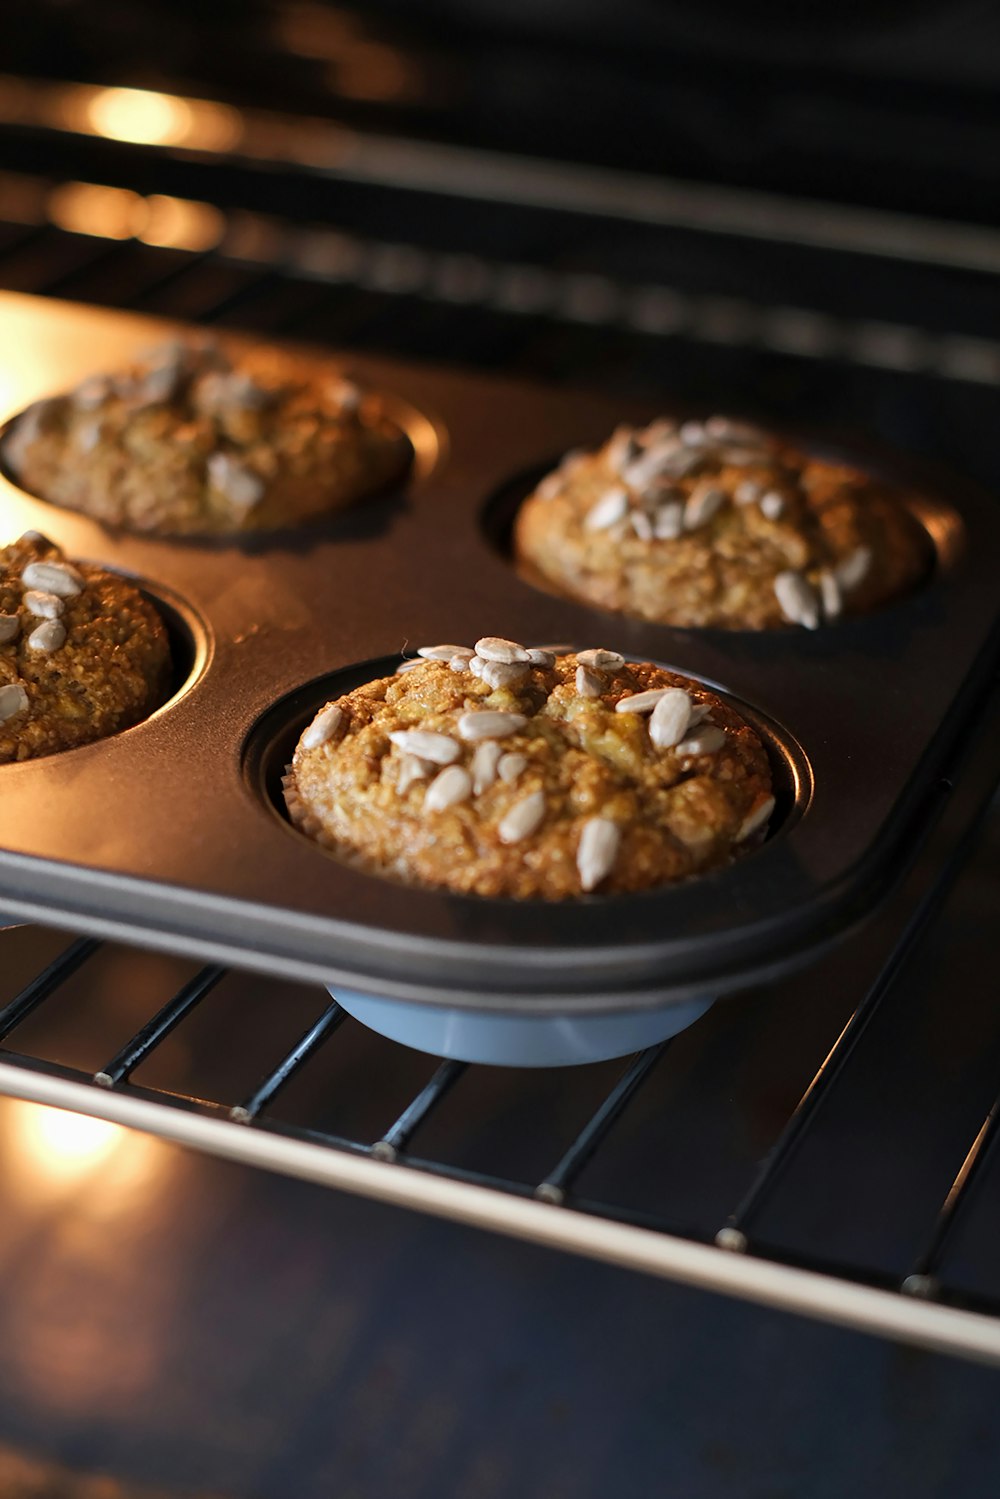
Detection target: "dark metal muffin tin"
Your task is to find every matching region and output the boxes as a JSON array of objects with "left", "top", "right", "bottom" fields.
[{"left": 0, "top": 292, "right": 997, "bottom": 1016}]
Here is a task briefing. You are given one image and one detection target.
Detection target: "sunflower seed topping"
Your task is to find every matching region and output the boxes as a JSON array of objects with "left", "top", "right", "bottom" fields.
[
  {"left": 819, "top": 569, "right": 843, "bottom": 620},
  {"left": 759, "top": 491, "right": 786, "bottom": 520},
  {"left": 616, "top": 688, "right": 670, "bottom": 714},
  {"left": 302, "top": 704, "right": 343, "bottom": 749},
  {"left": 468, "top": 654, "right": 485, "bottom": 679},
  {"left": 472, "top": 740, "right": 503, "bottom": 793},
  {"left": 23, "top": 590, "right": 65, "bottom": 619},
  {"left": 774, "top": 571, "right": 820, "bottom": 629},
  {"left": 20, "top": 560, "right": 83, "bottom": 598},
  {"left": 676, "top": 725, "right": 727, "bottom": 756},
  {"left": 835, "top": 545, "right": 872, "bottom": 592},
  {"left": 457, "top": 710, "right": 527, "bottom": 741},
  {"left": 424, "top": 764, "right": 473, "bottom": 812},
  {"left": 450, "top": 653, "right": 473, "bottom": 672},
  {"left": 653, "top": 502, "right": 684, "bottom": 540},
  {"left": 684, "top": 484, "right": 726, "bottom": 531},
  {"left": 734, "top": 479, "right": 763, "bottom": 506},
  {"left": 577, "top": 648, "right": 624, "bottom": 670},
  {"left": 680, "top": 420, "right": 708, "bottom": 447},
  {"left": 577, "top": 817, "right": 621, "bottom": 892},
  {"left": 418, "top": 644, "right": 472, "bottom": 662},
  {"left": 388, "top": 729, "right": 460, "bottom": 764},
  {"left": 606, "top": 426, "right": 639, "bottom": 472},
  {"left": 738, "top": 794, "right": 776, "bottom": 841},
  {"left": 584, "top": 486, "right": 629, "bottom": 532},
  {"left": 207, "top": 453, "right": 265, "bottom": 512},
  {"left": 397, "top": 754, "right": 429, "bottom": 794},
  {"left": 475, "top": 636, "right": 531, "bottom": 664},
  {"left": 630, "top": 510, "right": 653, "bottom": 541},
  {"left": 688, "top": 702, "right": 712, "bottom": 727},
  {"left": 0, "top": 615, "right": 19, "bottom": 644},
  {"left": 0, "top": 682, "right": 28, "bottom": 722},
  {"left": 497, "top": 752, "right": 528, "bottom": 784},
  {"left": 329, "top": 378, "right": 362, "bottom": 413},
  {"left": 576, "top": 665, "right": 604, "bottom": 697},
  {"left": 498, "top": 789, "right": 546, "bottom": 844},
  {"left": 526, "top": 647, "right": 556, "bottom": 668},
  {"left": 27, "top": 619, "right": 66, "bottom": 652},
  {"left": 649, "top": 688, "right": 693, "bottom": 748},
  {"left": 481, "top": 659, "right": 530, "bottom": 689}
]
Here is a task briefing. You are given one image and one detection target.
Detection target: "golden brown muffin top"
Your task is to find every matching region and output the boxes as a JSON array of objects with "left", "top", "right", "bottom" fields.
[
  {"left": 284, "top": 637, "right": 774, "bottom": 900},
  {"left": 3, "top": 338, "right": 409, "bottom": 535},
  {"left": 515, "top": 416, "right": 929, "bottom": 630},
  {"left": 0, "top": 531, "right": 171, "bottom": 763}
]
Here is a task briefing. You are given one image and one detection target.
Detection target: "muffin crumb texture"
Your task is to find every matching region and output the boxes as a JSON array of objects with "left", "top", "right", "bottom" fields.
[
  {"left": 0, "top": 531, "right": 171, "bottom": 763},
  {"left": 514, "top": 416, "right": 929, "bottom": 629},
  {"left": 4, "top": 339, "right": 410, "bottom": 535},
  {"left": 284, "top": 637, "right": 774, "bottom": 900}
]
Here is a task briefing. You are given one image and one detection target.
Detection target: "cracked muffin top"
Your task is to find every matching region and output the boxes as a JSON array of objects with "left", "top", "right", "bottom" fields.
[
  {"left": 3, "top": 337, "right": 410, "bottom": 536},
  {"left": 0, "top": 531, "right": 171, "bottom": 763},
  {"left": 514, "top": 415, "right": 930, "bottom": 630},
  {"left": 284, "top": 635, "right": 774, "bottom": 900}
]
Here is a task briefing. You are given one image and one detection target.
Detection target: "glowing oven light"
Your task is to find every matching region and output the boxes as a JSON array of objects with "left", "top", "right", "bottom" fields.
[{"left": 85, "top": 87, "right": 194, "bottom": 146}]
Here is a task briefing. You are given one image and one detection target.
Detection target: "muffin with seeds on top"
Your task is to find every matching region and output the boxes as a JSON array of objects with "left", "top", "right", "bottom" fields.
[
  {"left": 514, "top": 416, "right": 930, "bottom": 630},
  {"left": 0, "top": 530, "right": 171, "bottom": 763},
  {"left": 283, "top": 635, "right": 774, "bottom": 901},
  {"left": 3, "top": 338, "right": 410, "bottom": 536}
]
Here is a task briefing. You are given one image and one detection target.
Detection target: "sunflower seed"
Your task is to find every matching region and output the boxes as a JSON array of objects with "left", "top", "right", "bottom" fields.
[
  {"left": 684, "top": 485, "right": 726, "bottom": 531},
  {"left": 738, "top": 794, "right": 776, "bottom": 841},
  {"left": 395, "top": 659, "right": 423, "bottom": 674},
  {"left": 759, "top": 490, "right": 786, "bottom": 520},
  {"left": 535, "top": 472, "right": 563, "bottom": 500},
  {"left": 835, "top": 545, "right": 872, "bottom": 592},
  {"left": 18, "top": 531, "right": 52, "bottom": 546},
  {"left": 397, "top": 753, "right": 429, "bottom": 794},
  {"left": 624, "top": 443, "right": 699, "bottom": 489},
  {"left": 577, "top": 648, "right": 624, "bottom": 670},
  {"left": 498, "top": 789, "right": 546, "bottom": 844},
  {"left": 526, "top": 647, "right": 555, "bottom": 667},
  {"left": 23, "top": 590, "right": 64, "bottom": 619},
  {"left": 643, "top": 501, "right": 680, "bottom": 543},
  {"left": 475, "top": 636, "right": 531, "bottom": 664},
  {"left": 469, "top": 654, "right": 486, "bottom": 678},
  {"left": 472, "top": 740, "right": 503, "bottom": 793},
  {"left": 388, "top": 729, "right": 460, "bottom": 764},
  {"left": 616, "top": 688, "right": 670, "bottom": 714},
  {"left": 329, "top": 378, "right": 361, "bottom": 413},
  {"left": 676, "top": 725, "right": 727, "bottom": 756},
  {"left": 584, "top": 486, "right": 629, "bottom": 532},
  {"left": 649, "top": 688, "right": 692, "bottom": 748},
  {"left": 734, "top": 480, "right": 763, "bottom": 505},
  {"left": 207, "top": 453, "right": 265, "bottom": 512},
  {"left": 482, "top": 660, "right": 530, "bottom": 689},
  {"left": 680, "top": 420, "right": 708, "bottom": 447},
  {"left": 76, "top": 418, "right": 103, "bottom": 453},
  {"left": 820, "top": 569, "right": 843, "bottom": 620},
  {"left": 705, "top": 416, "right": 765, "bottom": 444},
  {"left": 577, "top": 817, "right": 621, "bottom": 892},
  {"left": 576, "top": 665, "right": 604, "bottom": 697},
  {"left": 27, "top": 619, "right": 66, "bottom": 652},
  {"left": 0, "top": 682, "right": 28, "bottom": 722},
  {"left": 20, "top": 560, "right": 83, "bottom": 598},
  {"left": 424, "top": 763, "right": 473, "bottom": 812},
  {"left": 606, "top": 425, "right": 639, "bottom": 472},
  {"left": 418, "top": 644, "right": 472, "bottom": 662},
  {"left": 497, "top": 752, "right": 528, "bottom": 784},
  {"left": 458, "top": 710, "right": 527, "bottom": 741},
  {"left": 689, "top": 702, "right": 712, "bottom": 727},
  {"left": 774, "top": 571, "right": 820, "bottom": 629},
  {"left": 302, "top": 704, "right": 343, "bottom": 749},
  {"left": 0, "top": 615, "right": 19, "bottom": 644},
  {"left": 630, "top": 510, "right": 653, "bottom": 541}
]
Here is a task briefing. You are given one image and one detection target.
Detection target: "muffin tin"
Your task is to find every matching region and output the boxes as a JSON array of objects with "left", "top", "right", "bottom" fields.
[{"left": 0, "top": 291, "right": 998, "bottom": 1030}]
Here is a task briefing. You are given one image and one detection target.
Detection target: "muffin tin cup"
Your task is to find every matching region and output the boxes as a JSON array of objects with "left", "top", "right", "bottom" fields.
[{"left": 0, "top": 293, "right": 998, "bottom": 1032}]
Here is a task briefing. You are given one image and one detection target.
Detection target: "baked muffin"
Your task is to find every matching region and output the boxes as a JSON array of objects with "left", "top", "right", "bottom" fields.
[
  {"left": 514, "top": 416, "right": 929, "bottom": 630},
  {"left": 0, "top": 531, "right": 171, "bottom": 762},
  {"left": 3, "top": 339, "right": 410, "bottom": 536},
  {"left": 284, "top": 636, "right": 774, "bottom": 900}
]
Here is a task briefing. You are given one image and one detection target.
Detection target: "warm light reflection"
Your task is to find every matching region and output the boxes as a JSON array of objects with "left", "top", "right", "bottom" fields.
[
  {"left": 140, "top": 193, "right": 225, "bottom": 251},
  {"left": 5, "top": 1102, "right": 166, "bottom": 1212},
  {"left": 86, "top": 86, "right": 193, "bottom": 146},
  {"left": 48, "top": 180, "right": 143, "bottom": 239}
]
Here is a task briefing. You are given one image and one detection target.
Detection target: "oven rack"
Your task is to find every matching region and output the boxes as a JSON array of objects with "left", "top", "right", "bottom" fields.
[{"left": 0, "top": 661, "right": 998, "bottom": 1368}]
